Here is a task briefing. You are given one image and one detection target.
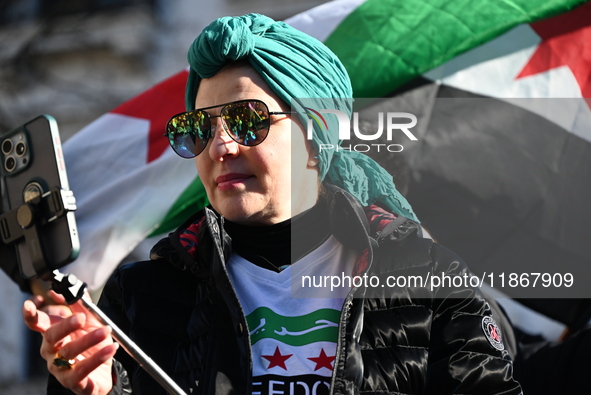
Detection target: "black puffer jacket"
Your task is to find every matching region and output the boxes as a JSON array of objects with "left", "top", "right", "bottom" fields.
[{"left": 85, "top": 187, "right": 522, "bottom": 394}]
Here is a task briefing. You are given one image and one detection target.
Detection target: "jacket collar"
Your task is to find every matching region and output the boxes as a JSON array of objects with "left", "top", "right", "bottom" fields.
[{"left": 150, "top": 184, "right": 416, "bottom": 277}]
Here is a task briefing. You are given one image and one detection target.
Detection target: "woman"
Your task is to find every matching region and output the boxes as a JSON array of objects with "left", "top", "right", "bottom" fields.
[{"left": 23, "top": 14, "right": 522, "bottom": 395}]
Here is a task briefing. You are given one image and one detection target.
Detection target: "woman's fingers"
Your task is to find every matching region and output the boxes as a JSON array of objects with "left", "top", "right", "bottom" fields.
[
  {"left": 22, "top": 293, "right": 76, "bottom": 333},
  {"left": 57, "top": 326, "right": 113, "bottom": 361},
  {"left": 69, "top": 343, "right": 119, "bottom": 383},
  {"left": 68, "top": 296, "right": 100, "bottom": 324},
  {"left": 22, "top": 297, "right": 51, "bottom": 332},
  {"left": 48, "top": 290, "right": 67, "bottom": 303},
  {"left": 44, "top": 314, "right": 85, "bottom": 349},
  {"left": 51, "top": 343, "right": 119, "bottom": 394},
  {"left": 23, "top": 290, "right": 118, "bottom": 394}
]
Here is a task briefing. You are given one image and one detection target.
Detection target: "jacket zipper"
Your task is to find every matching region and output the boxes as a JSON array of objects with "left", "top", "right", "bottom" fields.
[
  {"left": 329, "top": 289, "right": 356, "bottom": 394},
  {"left": 329, "top": 245, "right": 374, "bottom": 394}
]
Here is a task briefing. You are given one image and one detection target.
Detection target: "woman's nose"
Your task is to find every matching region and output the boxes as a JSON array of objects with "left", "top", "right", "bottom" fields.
[{"left": 206, "top": 118, "right": 240, "bottom": 161}]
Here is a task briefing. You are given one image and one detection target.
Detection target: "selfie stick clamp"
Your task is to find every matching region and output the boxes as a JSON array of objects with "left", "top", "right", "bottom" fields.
[
  {"left": 1, "top": 187, "right": 187, "bottom": 395},
  {"left": 0, "top": 187, "right": 75, "bottom": 276}
]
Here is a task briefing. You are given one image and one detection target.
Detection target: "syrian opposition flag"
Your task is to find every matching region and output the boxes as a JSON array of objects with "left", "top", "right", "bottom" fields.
[
  {"left": 62, "top": 71, "right": 208, "bottom": 290},
  {"left": 62, "top": 0, "right": 588, "bottom": 291}
]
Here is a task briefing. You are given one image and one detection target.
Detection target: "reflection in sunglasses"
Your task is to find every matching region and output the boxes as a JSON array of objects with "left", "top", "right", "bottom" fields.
[{"left": 165, "top": 100, "right": 294, "bottom": 158}]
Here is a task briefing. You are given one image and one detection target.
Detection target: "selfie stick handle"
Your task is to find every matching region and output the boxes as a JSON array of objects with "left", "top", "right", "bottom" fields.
[{"left": 52, "top": 271, "right": 187, "bottom": 395}]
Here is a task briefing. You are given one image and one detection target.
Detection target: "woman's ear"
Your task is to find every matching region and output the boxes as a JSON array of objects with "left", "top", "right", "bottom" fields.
[{"left": 307, "top": 154, "right": 319, "bottom": 167}]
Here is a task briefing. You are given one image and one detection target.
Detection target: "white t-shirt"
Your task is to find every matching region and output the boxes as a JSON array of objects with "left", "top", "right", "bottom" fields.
[{"left": 227, "top": 236, "right": 357, "bottom": 395}]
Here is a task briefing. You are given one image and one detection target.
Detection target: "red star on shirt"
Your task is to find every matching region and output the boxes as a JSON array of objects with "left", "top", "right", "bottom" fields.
[
  {"left": 262, "top": 346, "right": 293, "bottom": 370},
  {"left": 308, "top": 348, "right": 335, "bottom": 371},
  {"left": 516, "top": 2, "right": 591, "bottom": 108}
]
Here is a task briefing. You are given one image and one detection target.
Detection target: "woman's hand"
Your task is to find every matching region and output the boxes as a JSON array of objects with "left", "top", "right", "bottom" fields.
[{"left": 22, "top": 291, "right": 119, "bottom": 395}]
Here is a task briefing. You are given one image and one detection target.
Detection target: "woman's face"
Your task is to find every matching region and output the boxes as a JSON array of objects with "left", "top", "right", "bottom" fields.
[{"left": 194, "top": 64, "right": 319, "bottom": 225}]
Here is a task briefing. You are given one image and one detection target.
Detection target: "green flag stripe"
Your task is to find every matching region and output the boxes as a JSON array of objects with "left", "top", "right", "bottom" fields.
[
  {"left": 148, "top": 176, "right": 208, "bottom": 237},
  {"left": 324, "top": 0, "right": 588, "bottom": 98},
  {"left": 247, "top": 307, "right": 341, "bottom": 346}
]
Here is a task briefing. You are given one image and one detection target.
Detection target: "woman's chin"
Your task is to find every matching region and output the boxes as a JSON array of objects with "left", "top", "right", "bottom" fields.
[
  {"left": 218, "top": 205, "right": 286, "bottom": 226},
  {"left": 217, "top": 204, "right": 261, "bottom": 224}
]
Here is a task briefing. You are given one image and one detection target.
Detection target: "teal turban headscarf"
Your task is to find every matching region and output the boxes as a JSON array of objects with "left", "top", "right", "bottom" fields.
[{"left": 186, "top": 13, "right": 418, "bottom": 222}]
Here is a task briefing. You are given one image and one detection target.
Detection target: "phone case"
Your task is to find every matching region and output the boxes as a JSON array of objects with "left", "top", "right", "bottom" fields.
[{"left": 1, "top": 115, "right": 79, "bottom": 279}]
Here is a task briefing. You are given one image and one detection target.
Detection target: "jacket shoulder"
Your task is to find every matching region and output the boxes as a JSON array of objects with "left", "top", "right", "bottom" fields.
[
  {"left": 102, "top": 258, "right": 199, "bottom": 309},
  {"left": 99, "top": 259, "right": 201, "bottom": 341}
]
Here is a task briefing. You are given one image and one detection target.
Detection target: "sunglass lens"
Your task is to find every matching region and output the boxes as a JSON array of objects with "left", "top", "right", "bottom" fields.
[
  {"left": 167, "top": 111, "right": 210, "bottom": 158},
  {"left": 222, "top": 101, "right": 270, "bottom": 146}
]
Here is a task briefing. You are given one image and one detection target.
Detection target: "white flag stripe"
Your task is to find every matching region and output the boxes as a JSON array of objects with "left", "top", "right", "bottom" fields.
[
  {"left": 284, "top": 0, "right": 366, "bottom": 40},
  {"left": 424, "top": 24, "right": 591, "bottom": 142}
]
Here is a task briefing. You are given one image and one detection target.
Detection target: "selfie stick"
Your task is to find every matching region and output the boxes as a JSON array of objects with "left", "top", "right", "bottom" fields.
[
  {"left": 52, "top": 271, "right": 188, "bottom": 395},
  {"left": 0, "top": 188, "right": 187, "bottom": 395}
]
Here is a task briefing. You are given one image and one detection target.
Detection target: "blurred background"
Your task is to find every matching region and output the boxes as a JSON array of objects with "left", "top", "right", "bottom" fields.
[{"left": 0, "top": 0, "right": 327, "bottom": 392}]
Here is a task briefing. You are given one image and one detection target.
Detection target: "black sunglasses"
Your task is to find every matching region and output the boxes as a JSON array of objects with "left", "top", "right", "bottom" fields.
[{"left": 165, "top": 99, "right": 295, "bottom": 158}]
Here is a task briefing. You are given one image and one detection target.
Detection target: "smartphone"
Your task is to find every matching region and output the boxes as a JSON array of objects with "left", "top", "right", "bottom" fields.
[{"left": 1, "top": 115, "right": 79, "bottom": 280}]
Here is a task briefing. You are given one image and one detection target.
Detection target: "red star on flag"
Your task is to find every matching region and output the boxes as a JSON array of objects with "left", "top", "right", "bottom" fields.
[
  {"left": 262, "top": 346, "right": 293, "bottom": 370},
  {"left": 516, "top": 2, "right": 591, "bottom": 108},
  {"left": 308, "top": 348, "right": 335, "bottom": 371}
]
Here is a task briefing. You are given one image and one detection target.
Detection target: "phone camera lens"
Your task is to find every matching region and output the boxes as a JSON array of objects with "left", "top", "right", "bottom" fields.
[
  {"left": 1, "top": 139, "right": 12, "bottom": 155},
  {"left": 5, "top": 156, "right": 16, "bottom": 172},
  {"left": 15, "top": 141, "right": 26, "bottom": 156}
]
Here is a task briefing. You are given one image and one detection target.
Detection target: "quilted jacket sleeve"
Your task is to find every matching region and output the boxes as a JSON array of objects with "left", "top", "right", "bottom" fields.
[
  {"left": 427, "top": 242, "right": 522, "bottom": 394},
  {"left": 96, "top": 266, "right": 138, "bottom": 394}
]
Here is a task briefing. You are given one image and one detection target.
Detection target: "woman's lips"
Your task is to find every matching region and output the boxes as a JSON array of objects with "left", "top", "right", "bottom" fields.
[{"left": 215, "top": 173, "right": 253, "bottom": 190}]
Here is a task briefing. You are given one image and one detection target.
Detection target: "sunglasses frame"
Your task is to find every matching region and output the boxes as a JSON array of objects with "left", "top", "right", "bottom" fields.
[{"left": 165, "top": 99, "right": 295, "bottom": 158}]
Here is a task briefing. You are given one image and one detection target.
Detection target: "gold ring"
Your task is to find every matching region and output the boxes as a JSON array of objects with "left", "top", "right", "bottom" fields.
[{"left": 53, "top": 354, "right": 76, "bottom": 371}]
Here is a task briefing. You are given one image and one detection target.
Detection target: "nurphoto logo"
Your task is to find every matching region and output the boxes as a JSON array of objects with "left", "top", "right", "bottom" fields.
[{"left": 305, "top": 108, "right": 418, "bottom": 153}]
